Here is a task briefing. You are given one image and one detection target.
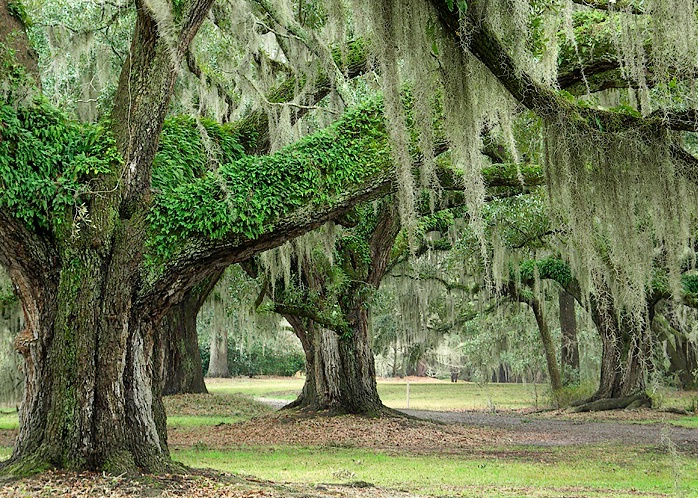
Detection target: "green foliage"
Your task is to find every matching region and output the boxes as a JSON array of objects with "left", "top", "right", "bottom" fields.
[
  {"left": 681, "top": 274, "right": 698, "bottom": 295},
  {"left": 518, "top": 258, "right": 572, "bottom": 286},
  {"left": 0, "top": 99, "right": 119, "bottom": 231},
  {"left": 199, "top": 339, "right": 305, "bottom": 377},
  {"left": 152, "top": 116, "right": 246, "bottom": 192},
  {"left": 7, "top": 0, "right": 31, "bottom": 27},
  {"left": 148, "top": 101, "right": 388, "bottom": 261}
]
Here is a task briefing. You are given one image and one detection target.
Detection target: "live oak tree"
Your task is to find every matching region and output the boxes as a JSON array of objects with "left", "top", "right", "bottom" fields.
[
  {"left": 4, "top": 0, "right": 698, "bottom": 475},
  {"left": 0, "top": 0, "right": 400, "bottom": 472}
]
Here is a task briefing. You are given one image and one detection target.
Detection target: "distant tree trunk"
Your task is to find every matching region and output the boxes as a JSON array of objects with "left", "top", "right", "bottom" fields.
[
  {"left": 0, "top": 286, "right": 23, "bottom": 405},
  {"left": 161, "top": 272, "right": 223, "bottom": 395},
  {"left": 283, "top": 202, "right": 400, "bottom": 415},
  {"left": 207, "top": 326, "right": 230, "bottom": 378},
  {"left": 160, "top": 290, "right": 208, "bottom": 395},
  {"left": 652, "top": 302, "right": 698, "bottom": 390},
  {"left": 530, "top": 297, "right": 563, "bottom": 393},
  {"left": 588, "top": 298, "right": 647, "bottom": 401},
  {"left": 558, "top": 290, "right": 579, "bottom": 384}
]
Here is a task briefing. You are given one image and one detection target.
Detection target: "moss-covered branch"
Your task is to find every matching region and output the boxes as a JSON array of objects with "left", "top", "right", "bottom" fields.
[{"left": 430, "top": 0, "right": 698, "bottom": 137}]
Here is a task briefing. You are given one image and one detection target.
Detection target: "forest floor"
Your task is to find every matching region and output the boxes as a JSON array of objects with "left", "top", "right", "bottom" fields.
[{"left": 1, "top": 384, "right": 698, "bottom": 497}]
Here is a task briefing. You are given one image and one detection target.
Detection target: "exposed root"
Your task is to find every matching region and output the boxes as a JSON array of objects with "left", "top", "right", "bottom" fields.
[{"left": 571, "top": 392, "right": 652, "bottom": 413}]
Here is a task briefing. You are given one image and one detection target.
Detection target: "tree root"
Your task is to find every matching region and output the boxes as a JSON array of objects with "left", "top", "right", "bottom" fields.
[{"left": 571, "top": 392, "right": 652, "bottom": 413}]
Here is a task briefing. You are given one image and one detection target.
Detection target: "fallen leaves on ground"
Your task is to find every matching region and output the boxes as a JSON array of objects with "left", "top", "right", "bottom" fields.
[
  {"left": 163, "top": 394, "right": 273, "bottom": 418},
  {"left": 168, "top": 412, "right": 513, "bottom": 454},
  {"left": 0, "top": 470, "right": 420, "bottom": 497}
]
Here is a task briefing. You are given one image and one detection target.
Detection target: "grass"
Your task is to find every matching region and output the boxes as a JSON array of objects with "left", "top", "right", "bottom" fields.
[
  {"left": 0, "top": 411, "right": 18, "bottom": 430},
  {"left": 1, "top": 379, "right": 698, "bottom": 497},
  {"left": 172, "top": 444, "right": 698, "bottom": 497},
  {"left": 206, "top": 377, "right": 551, "bottom": 411}
]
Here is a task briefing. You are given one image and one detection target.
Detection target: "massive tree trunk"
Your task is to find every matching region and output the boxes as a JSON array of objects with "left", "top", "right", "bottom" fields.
[
  {"left": 0, "top": 0, "right": 214, "bottom": 474},
  {"left": 285, "top": 317, "right": 342, "bottom": 411},
  {"left": 531, "top": 265, "right": 648, "bottom": 405},
  {"left": 283, "top": 203, "right": 400, "bottom": 415},
  {"left": 558, "top": 290, "right": 580, "bottom": 384},
  {"left": 285, "top": 312, "right": 383, "bottom": 415},
  {"left": 3, "top": 228, "right": 173, "bottom": 473}
]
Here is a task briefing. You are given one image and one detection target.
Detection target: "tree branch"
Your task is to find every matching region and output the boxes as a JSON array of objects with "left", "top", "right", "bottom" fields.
[{"left": 428, "top": 0, "right": 698, "bottom": 177}]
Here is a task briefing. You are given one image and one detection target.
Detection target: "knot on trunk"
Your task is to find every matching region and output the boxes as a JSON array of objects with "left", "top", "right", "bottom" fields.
[{"left": 14, "top": 327, "right": 34, "bottom": 358}]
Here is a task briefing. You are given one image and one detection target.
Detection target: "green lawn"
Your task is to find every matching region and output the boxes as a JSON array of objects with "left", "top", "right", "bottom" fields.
[
  {"left": 1, "top": 380, "right": 697, "bottom": 497},
  {"left": 172, "top": 444, "right": 698, "bottom": 497},
  {"left": 0, "top": 411, "right": 18, "bottom": 430},
  {"left": 206, "top": 377, "right": 551, "bottom": 411}
]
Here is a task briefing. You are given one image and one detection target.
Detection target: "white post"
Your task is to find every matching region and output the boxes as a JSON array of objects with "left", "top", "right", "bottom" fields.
[{"left": 406, "top": 380, "right": 410, "bottom": 409}]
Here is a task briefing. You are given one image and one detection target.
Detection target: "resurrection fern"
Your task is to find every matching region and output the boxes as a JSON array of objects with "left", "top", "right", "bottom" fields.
[
  {"left": 147, "top": 100, "right": 389, "bottom": 262},
  {"left": 0, "top": 98, "right": 119, "bottom": 231}
]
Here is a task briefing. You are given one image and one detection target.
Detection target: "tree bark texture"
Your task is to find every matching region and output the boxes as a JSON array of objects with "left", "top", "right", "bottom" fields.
[
  {"left": 0, "top": 0, "right": 213, "bottom": 474},
  {"left": 652, "top": 303, "right": 698, "bottom": 390},
  {"left": 284, "top": 202, "right": 401, "bottom": 415},
  {"left": 588, "top": 297, "right": 648, "bottom": 400},
  {"left": 0, "top": 0, "right": 39, "bottom": 84},
  {"left": 160, "top": 271, "right": 223, "bottom": 395},
  {"left": 160, "top": 288, "right": 208, "bottom": 395},
  {"left": 286, "top": 313, "right": 383, "bottom": 415},
  {"left": 558, "top": 290, "right": 580, "bottom": 384},
  {"left": 207, "top": 326, "right": 230, "bottom": 378}
]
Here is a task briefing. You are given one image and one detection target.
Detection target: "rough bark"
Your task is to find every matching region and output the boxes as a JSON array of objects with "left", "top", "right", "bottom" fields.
[
  {"left": 160, "top": 270, "right": 223, "bottom": 395},
  {"left": 587, "top": 296, "right": 647, "bottom": 401},
  {"left": 0, "top": 0, "right": 213, "bottom": 474},
  {"left": 285, "top": 319, "right": 342, "bottom": 411},
  {"left": 0, "top": 0, "right": 39, "bottom": 83},
  {"left": 160, "top": 288, "right": 209, "bottom": 395},
  {"left": 282, "top": 202, "right": 401, "bottom": 415},
  {"left": 572, "top": 392, "right": 651, "bottom": 412},
  {"left": 558, "top": 290, "right": 580, "bottom": 384},
  {"left": 652, "top": 302, "right": 698, "bottom": 390}
]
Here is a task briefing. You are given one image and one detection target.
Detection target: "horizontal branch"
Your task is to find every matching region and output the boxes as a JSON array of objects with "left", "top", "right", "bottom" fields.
[
  {"left": 428, "top": 0, "right": 698, "bottom": 177},
  {"left": 265, "top": 302, "right": 348, "bottom": 333}
]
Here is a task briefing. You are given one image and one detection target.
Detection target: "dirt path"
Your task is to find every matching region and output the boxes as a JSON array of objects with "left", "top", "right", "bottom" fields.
[
  {"left": 253, "top": 398, "right": 698, "bottom": 453},
  {"left": 401, "top": 408, "right": 698, "bottom": 452}
]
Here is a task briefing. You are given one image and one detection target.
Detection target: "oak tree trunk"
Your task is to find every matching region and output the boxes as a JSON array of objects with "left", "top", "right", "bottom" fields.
[
  {"left": 207, "top": 326, "right": 230, "bottom": 378},
  {"left": 4, "top": 230, "right": 173, "bottom": 474},
  {"left": 589, "top": 300, "right": 647, "bottom": 401},
  {"left": 530, "top": 298, "right": 563, "bottom": 393},
  {"left": 558, "top": 290, "right": 580, "bottom": 384},
  {"left": 0, "top": 0, "right": 215, "bottom": 474},
  {"left": 161, "top": 272, "right": 223, "bottom": 395},
  {"left": 160, "top": 290, "right": 208, "bottom": 395},
  {"left": 286, "top": 312, "right": 383, "bottom": 415},
  {"left": 284, "top": 203, "right": 400, "bottom": 415}
]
